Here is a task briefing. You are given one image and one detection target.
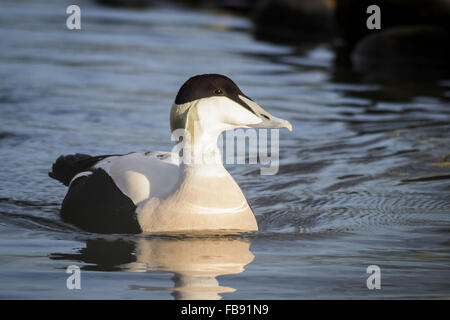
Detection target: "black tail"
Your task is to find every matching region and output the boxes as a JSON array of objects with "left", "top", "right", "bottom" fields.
[{"left": 49, "top": 153, "right": 112, "bottom": 186}]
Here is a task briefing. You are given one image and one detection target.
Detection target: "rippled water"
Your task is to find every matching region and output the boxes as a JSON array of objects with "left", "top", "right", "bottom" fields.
[{"left": 1, "top": 0, "right": 449, "bottom": 299}]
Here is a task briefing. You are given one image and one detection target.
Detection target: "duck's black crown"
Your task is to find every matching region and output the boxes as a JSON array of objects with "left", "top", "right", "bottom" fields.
[{"left": 174, "top": 74, "right": 254, "bottom": 114}]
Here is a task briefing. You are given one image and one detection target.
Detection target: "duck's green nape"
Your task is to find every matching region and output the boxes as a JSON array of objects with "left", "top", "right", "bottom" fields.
[
  {"left": 170, "top": 102, "right": 201, "bottom": 146},
  {"left": 169, "top": 102, "right": 191, "bottom": 132}
]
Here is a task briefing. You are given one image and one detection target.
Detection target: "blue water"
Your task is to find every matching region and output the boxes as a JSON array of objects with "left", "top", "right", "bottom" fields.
[{"left": 0, "top": 0, "right": 449, "bottom": 299}]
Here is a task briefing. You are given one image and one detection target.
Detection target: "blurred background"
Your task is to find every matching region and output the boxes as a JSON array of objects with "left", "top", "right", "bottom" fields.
[{"left": 0, "top": 0, "right": 449, "bottom": 299}]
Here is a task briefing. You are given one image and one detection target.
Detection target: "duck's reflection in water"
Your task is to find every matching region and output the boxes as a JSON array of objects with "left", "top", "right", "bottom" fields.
[{"left": 51, "top": 235, "right": 254, "bottom": 299}]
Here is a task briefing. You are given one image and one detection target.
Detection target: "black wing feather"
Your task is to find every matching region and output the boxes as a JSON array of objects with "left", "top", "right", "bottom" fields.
[{"left": 48, "top": 153, "right": 116, "bottom": 186}]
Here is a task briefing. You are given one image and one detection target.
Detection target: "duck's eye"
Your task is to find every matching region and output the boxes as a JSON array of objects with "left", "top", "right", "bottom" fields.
[{"left": 214, "top": 89, "right": 223, "bottom": 95}]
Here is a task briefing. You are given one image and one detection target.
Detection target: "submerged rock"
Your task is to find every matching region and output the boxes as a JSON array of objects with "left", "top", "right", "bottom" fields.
[
  {"left": 351, "top": 25, "right": 450, "bottom": 82},
  {"left": 166, "top": 0, "right": 258, "bottom": 12},
  {"left": 95, "top": 0, "right": 153, "bottom": 7},
  {"left": 252, "top": 0, "right": 335, "bottom": 43},
  {"left": 336, "top": 0, "right": 450, "bottom": 47},
  {"left": 210, "top": 0, "right": 258, "bottom": 12}
]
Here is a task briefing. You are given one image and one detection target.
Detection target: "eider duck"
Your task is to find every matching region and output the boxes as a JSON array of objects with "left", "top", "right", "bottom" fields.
[{"left": 49, "top": 74, "right": 292, "bottom": 234}]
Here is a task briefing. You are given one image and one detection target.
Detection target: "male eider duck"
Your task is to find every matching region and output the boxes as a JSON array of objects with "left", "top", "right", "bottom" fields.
[{"left": 49, "top": 74, "right": 292, "bottom": 234}]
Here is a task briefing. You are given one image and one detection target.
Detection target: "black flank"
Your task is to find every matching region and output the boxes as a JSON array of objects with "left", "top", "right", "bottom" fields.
[{"left": 61, "top": 168, "right": 141, "bottom": 234}]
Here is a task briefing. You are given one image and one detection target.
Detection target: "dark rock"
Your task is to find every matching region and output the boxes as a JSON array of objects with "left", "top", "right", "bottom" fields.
[
  {"left": 336, "top": 0, "right": 450, "bottom": 47},
  {"left": 212, "top": 0, "right": 258, "bottom": 12},
  {"left": 95, "top": 0, "right": 153, "bottom": 8},
  {"left": 351, "top": 25, "right": 450, "bottom": 82},
  {"left": 169, "top": 0, "right": 258, "bottom": 13},
  {"left": 252, "top": 0, "right": 335, "bottom": 43}
]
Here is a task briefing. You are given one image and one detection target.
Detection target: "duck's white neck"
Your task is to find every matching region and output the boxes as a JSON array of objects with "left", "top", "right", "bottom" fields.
[
  {"left": 172, "top": 96, "right": 259, "bottom": 177},
  {"left": 179, "top": 118, "right": 230, "bottom": 178}
]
